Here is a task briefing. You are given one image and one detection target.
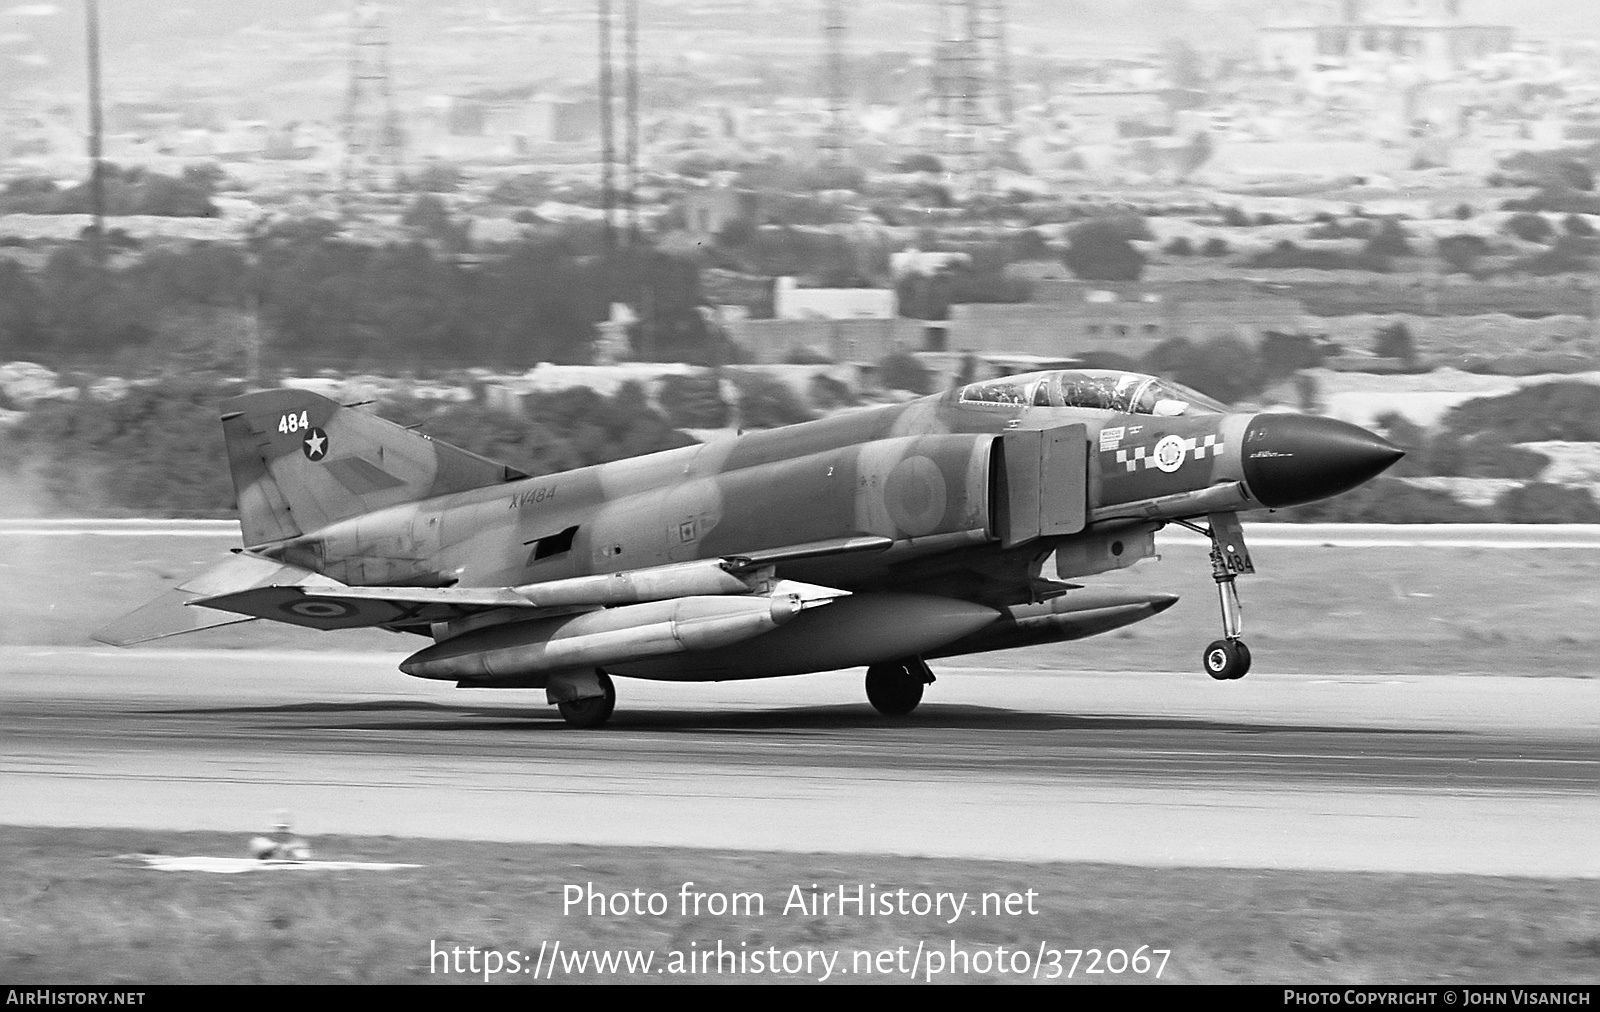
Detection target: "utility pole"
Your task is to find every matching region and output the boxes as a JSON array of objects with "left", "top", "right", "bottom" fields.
[
  {"left": 821, "top": 0, "right": 848, "bottom": 163},
  {"left": 624, "top": 0, "right": 640, "bottom": 245},
  {"left": 598, "top": 0, "right": 616, "bottom": 253},
  {"left": 85, "top": 0, "right": 105, "bottom": 266}
]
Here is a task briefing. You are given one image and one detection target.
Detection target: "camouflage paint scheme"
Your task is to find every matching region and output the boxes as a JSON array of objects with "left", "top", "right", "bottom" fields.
[
  {"left": 224, "top": 378, "right": 1244, "bottom": 586},
  {"left": 99, "top": 370, "right": 1402, "bottom": 705}
]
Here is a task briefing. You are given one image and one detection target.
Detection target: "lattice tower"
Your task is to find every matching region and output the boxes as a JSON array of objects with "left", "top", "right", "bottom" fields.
[{"left": 340, "top": 2, "right": 403, "bottom": 195}]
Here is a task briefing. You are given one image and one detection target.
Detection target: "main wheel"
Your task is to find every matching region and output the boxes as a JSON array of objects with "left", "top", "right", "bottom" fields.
[
  {"left": 557, "top": 670, "right": 616, "bottom": 728},
  {"left": 1202, "top": 639, "right": 1250, "bottom": 681},
  {"left": 865, "top": 661, "right": 924, "bottom": 716}
]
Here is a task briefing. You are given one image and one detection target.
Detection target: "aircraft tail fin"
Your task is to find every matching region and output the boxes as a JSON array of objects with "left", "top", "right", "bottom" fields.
[{"left": 220, "top": 389, "right": 527, "bottom": 548}]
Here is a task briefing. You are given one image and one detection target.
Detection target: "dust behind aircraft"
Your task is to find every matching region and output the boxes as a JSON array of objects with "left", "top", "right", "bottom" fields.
[{"left": 98, "top": 369, "right": 1402, "bottom": 727}]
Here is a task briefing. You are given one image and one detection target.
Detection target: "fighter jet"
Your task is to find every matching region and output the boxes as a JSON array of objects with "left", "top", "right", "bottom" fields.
[{"left": 96, "top": 369, "right": 1401, "bottom": 727}]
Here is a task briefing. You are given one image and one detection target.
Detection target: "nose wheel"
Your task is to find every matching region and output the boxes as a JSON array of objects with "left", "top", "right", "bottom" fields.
[
  {"left": 1203, "top": 638, "right": 1251, "bottom": 681},
  {"left": 1176, "top": 513, "right": 1256, "bottom": 681}
]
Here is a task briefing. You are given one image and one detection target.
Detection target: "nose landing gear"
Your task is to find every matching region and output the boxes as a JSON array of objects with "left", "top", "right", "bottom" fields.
[
  {"left": 1203, "top": 637, "right": 1251, "bottom": 681},
  {"left": 1176, "top": 513, "right": 1255, "bottom": 681}
]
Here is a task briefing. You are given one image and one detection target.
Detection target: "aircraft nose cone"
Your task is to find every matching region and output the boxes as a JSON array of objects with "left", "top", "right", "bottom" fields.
[{"left": 1241, "top": 413, "right": 1404, "bottom": 509}]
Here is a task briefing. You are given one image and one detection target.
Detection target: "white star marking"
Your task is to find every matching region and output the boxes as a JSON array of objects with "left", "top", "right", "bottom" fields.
[{"left": 304, "top": 431, "right": 326, "bottom": 458}]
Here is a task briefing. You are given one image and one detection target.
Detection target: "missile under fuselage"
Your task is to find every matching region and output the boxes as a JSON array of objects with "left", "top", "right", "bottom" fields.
[
  {"left": 926, "top": 588, "right": 1181, "bottom": 660},
  {"left": 610, "top": 587, "right": 1180, "bottom": 681},
  {"left": 400, "top": 593, "right": 812, "bottom": 682}
]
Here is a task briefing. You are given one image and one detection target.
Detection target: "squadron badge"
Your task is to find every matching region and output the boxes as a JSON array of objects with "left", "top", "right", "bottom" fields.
[
  {"left": 1113, "top": 433, "right": 1225, "bottom": 473},
  {"left": 1151, "top": 434, "right": 1186, "bottom": 473}
]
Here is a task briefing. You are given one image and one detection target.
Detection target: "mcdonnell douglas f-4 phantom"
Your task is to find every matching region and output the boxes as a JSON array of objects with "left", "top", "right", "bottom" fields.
[{"left": 98, "top": 369, "right": 1401, "bottom": 727}]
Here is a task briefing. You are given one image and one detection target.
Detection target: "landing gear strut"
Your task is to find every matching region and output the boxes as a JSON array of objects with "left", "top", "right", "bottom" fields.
[
  {"left": 1176, "top": 513, "right": 1255, "bottom": 681},
  {"left": 865, "top": 657, "right": 934, "bottom": 716}
]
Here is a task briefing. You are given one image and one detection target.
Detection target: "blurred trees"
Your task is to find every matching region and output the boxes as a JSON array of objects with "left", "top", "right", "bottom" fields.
[
  {"left": 656, "top": 372, "right": 729, "bottom": 428},
  {"left": 877, "top": 350, "right": 934, "bottom": 394},
  {"left": 1504, "top": 212, "right": 1554, "bottom": 243},
  {"left": 728, "top": 371, "right": 813, "bottom": 428},
  {"left": 1, "top": 228, "right": 727, "bottom": 371},
  {"left": 1259, "top": 331, "right": 1325, "bottom": 381},
  {"left": 2, "top": 375, "right": 698, "bottom": 516},
  {"left": 1373, "top": 322, "right": 1419, "bottom": 366},
  {"left": 1141, "top": 334, "right": 1262, "bottom": 405},
  {"left": 0, "top": 165, "right": 220, "bottom": 217},
  {"left": 1437, "top": 234, "right": 1490, "bottom": 274},
  {"left": 1442, "top": 382, "right": 1600, "bottom": 441},
  {"left": 2, "top": 373, "right": 244, "bottom": 515},
  {"left": 1363, "top": 219, "right": 1413, "bottom": 258},
  {"left": 0, "top": 261, "right": 45, "bottom": 359},
  {"left": 1061, "top": 218, "right": 1147, "bottom": 281}
]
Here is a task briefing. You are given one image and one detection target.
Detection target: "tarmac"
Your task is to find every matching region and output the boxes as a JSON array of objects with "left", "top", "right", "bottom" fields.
[{"left": 3, "top": 646, "right": 1594, "bottom": 877}]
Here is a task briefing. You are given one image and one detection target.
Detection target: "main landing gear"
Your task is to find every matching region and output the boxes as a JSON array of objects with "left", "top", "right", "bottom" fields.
[
  {"left": 1175, "top": 513, "right": 1256, "bottom": 681},
  {"left": 865, "top": 657, "right": 935, "bottom": 716},
  {"left": 557, "top": 669, "right": 617, "bottom": 728}
]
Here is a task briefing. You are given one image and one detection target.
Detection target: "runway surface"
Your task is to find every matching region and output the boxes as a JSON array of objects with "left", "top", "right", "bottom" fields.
[{"left": 2, "top": 647, "right": 1595, "bottom": 877}]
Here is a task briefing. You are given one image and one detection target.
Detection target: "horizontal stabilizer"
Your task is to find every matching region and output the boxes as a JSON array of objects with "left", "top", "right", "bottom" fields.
[
  {"left": 92, "top": 554, "right": 332, "bottom": 646},
  {"left": 192, "top": 585, "right": 460, "bottom": 630},
  {"left": 92, "top": 588, "right": 258, "bottom": 646},
  {"left": 192, "top": 557, "right": 539, "bottom": 629}
]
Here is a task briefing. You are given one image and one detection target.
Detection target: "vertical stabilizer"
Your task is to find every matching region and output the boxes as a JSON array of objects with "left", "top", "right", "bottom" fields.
[{"left": 220, "top": 389, "right": 525, "bottom": 548}]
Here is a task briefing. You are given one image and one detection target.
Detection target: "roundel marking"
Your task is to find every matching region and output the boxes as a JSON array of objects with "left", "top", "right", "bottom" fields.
[
  {"left": 302, "top": 428, "right": 329, "bottom": 461},
  {"left": 884, "top": 455, "right": 948, "bottom": 538},
  {"left": 282, "top": 598, "right": 356, "bottom": 620},
  {"left": 1152, "top": 434, "right": 1187, "bottom": 473}
]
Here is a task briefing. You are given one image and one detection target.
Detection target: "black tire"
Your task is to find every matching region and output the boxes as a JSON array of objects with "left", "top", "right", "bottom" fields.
[
  {"left": 1230, "top": 641, "right": 1252, "bottom": 680},
  {"left": 1202, "top": 639, "right": 1249, "bottom": 681},
  {"left": 557, "top": 670, "right": 616, "bottom": 728},
  {"left": 865, "top": 661, "right": 924, "bottom": 716}
]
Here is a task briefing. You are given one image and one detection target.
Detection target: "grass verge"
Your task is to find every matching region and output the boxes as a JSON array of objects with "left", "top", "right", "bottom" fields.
[{"left": 2, "top": 826, "right": 1596, "bottom": 984}]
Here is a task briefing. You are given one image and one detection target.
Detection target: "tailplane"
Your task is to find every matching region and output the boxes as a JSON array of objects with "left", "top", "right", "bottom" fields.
[{"left": 221, "top": 389, "right": 526, "bottom": 548}]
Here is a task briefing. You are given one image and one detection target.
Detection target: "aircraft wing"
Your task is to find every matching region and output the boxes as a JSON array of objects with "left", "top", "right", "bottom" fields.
[{"left": 100, "top": 542, "right": 873, "bottom": 641}]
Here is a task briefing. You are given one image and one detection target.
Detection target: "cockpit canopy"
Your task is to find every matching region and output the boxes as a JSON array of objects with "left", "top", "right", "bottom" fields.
[{"left": 957, "top": 370, "right": 1229, "bottom": 417}]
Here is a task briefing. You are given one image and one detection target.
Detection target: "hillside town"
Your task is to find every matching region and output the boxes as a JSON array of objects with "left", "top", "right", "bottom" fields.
[{"left": 5, "top": 0, "right": 1600, "bottom": 520}]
